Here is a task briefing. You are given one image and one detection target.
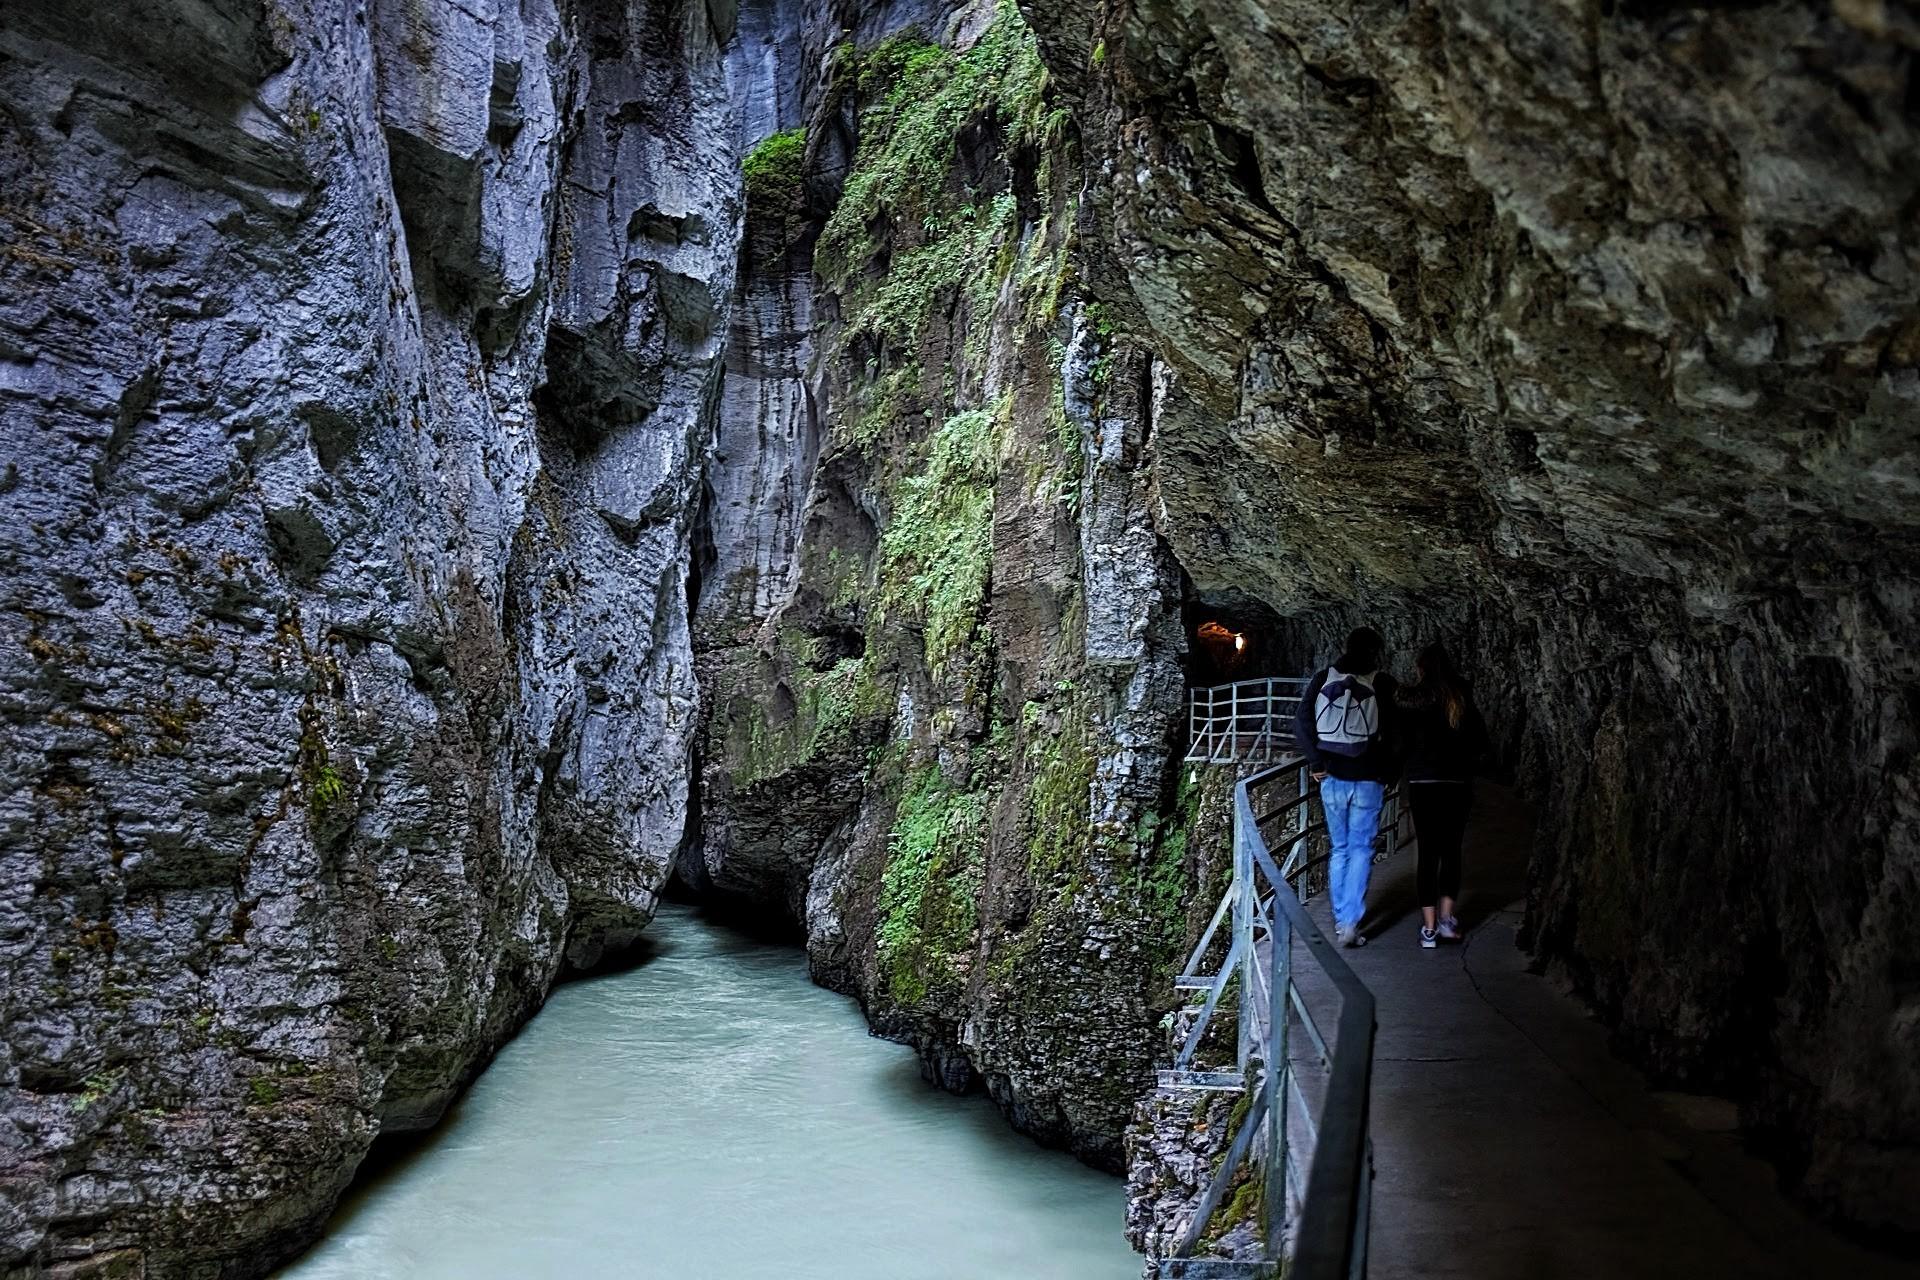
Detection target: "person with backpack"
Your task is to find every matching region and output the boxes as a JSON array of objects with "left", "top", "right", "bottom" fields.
[
  {"left": 1395, "top": 643, "right": 1491, "bottom": 948},
  {"left": 1292, "top": 627, "right": 1399, "bottom": 947}
]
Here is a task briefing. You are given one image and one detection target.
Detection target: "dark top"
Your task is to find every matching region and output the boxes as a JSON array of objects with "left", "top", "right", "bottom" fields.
[
  {"left": 1396, "top": 688, "right": 1490, "bottom": 784},
  {"left": 1293, "top": 663, "right": 1400, "bottom": 782}
]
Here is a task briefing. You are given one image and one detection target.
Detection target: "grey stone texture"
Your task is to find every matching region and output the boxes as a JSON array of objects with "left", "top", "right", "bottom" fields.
[
  {"left": 2, "top": 0, "right": 1917, "bottom": 1272},
  {"left": 691, "top": 0, "right": 1196, "bottom": 1171},
  {"left": 1020, "top": 0, "right": 1920, "bottom": 1235},
  {"left": 0, "top": 0, "right": 736, "bottom": 1273}
]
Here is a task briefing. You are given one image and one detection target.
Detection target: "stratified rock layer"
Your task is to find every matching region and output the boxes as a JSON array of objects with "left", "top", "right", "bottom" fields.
[
  {"left": 1017, "top": 0, "right": 1920, "bottom": 1232},
  {"left": 3, "top": 0, "right": 1915, "bottom": 1269},
  {"left": 691, "top": 0, "right": 1198, "bottom": 1168},
  {"left": 0, "top": 0, "right": 736, "bottom": 1273}
]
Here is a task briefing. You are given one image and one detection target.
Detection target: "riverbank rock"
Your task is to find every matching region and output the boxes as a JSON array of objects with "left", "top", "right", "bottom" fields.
[
  {"left": 689, "top": 0, "right": 1199, "bottom": 1169},
  {"left": 1126, "top": 1087, "right": 1251, "bottom": 1268},
  {"left": 0, "top": 0, "right": 735, "bottom": 1272}
]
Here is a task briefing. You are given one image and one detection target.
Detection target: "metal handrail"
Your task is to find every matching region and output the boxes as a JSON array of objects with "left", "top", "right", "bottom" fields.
[
  {"left": 1160, "top": 750, "right": 1385, "bottom": 1280},
  {"left": 1185, "top": 677, "right": 1308, "bottom": 766},
  {"left": 1242, "top": 765, "right": 1375, "bottom": 1279}
]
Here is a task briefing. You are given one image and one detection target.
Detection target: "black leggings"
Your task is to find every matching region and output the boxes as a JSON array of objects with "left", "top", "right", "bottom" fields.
[{"left": 1409, "top": 783, "right": 1472, "bottom": 907}]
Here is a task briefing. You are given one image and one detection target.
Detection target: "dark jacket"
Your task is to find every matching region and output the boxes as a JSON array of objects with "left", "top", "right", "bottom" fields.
[
  {"left": 1396, "top": 686, "right": 1489, "bottom": 784},
  {"left": 1293, "top": 663, "right": 1399, "bottom": 782}
]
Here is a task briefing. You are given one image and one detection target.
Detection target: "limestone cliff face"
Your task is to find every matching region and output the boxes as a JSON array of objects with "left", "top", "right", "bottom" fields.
[
  {"left": 693, "top": 3, "right": 1920, "bottom": 1223},
  {"left": 0, "top": 1, "right": 735, "bottom": 1274},
  {"left": 2, "top": 0, "right": 1914, "bottom": 1270},
  {"left": 1014, "top": 0, "right": 1920, "bottom": 1232},
  {"left": 690, "top": 0, "right": 1199, "bottom": 1167}
]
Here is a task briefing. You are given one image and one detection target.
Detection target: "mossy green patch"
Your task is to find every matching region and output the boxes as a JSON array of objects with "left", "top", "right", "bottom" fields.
[
  {"left": 1130, "top": 765, "right": 1205, "bottom": 963},
  {"left": 818, "top": 8, "right": 1049, "bottom": 288},
  {"left": 877, "top": 405, "right": 1003, "bottom": 674},
  {"left": 1024, "top": 713, "right": 1095, "bottom": 884},
  {"left": 878, "top": 765, "right": 990, "bottom": 1002},
  {"left": 1203, "top": 1169, "right": 1266, "bottom": 1246},
  {"left": 822, "top": 545, "right": 866, "bottom": 608},
  {"left": 819, "top": 0, "right": 1067, "bottom": 382},
  {"left": 69, "top": 1070, "right": 120, "bottom": 1112},
  {"left": 743, "top": 127, "right": 811, "bottom": 253},
  {"left": 309, "top": 764, "right": 346, "bottom": 811},
  {"left": 734, "top": 653, "right": 885, "bottom": 787},
  {"left": 1200, "top": 1089, "right": 1268, "bottom": 1245},
  {"left": 743, "top": 127, "right": 807, "bottom": 206},
  {"left": 848, "top": 364, "right": 922, "bottom": 453}
]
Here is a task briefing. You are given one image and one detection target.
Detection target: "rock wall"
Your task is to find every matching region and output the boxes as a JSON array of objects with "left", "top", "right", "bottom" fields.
[
  {"left": 1015, "top": 0, "right": 1920, "bottom": 1234},
  {"left": 690, "top": 0, "right": 1203, "bottom": 1167},
  {"left": 4, "top": 0, "right": 1914, "bottom": 1269},
  {"left": 0, "top": 0, "right": 736, "bottom": 1273}
]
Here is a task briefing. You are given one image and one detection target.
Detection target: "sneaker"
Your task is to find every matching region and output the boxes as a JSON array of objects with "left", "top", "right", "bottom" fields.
[
  {"left": 1419, "top": 926, "right": 1438, "bottom": 949},
  {"left": 1337, "top": 926, "right": 1367, "bottom": 948},
  {"left": 1438, "top": 915, "right": 1460, "bottom": 941}
]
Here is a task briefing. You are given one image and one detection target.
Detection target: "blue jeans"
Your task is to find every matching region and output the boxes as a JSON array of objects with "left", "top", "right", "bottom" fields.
[{"left": 1320, "top": 777, "right": 1385, "bottom": 932}]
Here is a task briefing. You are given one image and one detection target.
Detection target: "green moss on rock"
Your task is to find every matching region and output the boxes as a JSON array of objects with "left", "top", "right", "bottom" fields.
[
  {"left": 818, "top": 9, "right": 1048, "bottom": 284},
  {"left": 743, "top": 127, "right": 806, "bottom": 204},
  {"left": 878, "top": 766, "right": 990, "bottom": 1002},
  {"left": 819, "top": 1, "right": 1058, "bottom": 364},
  {"left": 1024, "top": 711, "right": 1095, "bottom": 884},
  {"left": 733, "top": 653, "right": 885, "bottom": 788},
  {"left": 877, "top": 405, "right": 1003, "bottom": 674},
  {"left": 1132, "top": 766, "right": 1205, "bottom": 963},
  {"left": 743, "top": 127, "right": 809, "bottom": 251}
]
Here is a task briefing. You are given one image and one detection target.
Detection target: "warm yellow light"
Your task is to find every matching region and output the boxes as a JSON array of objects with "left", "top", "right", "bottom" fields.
[{"left": 1234, "top": 634, "right": 1246, "bottom": 652}]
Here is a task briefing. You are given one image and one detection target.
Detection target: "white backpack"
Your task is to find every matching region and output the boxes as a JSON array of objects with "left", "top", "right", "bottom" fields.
[{"left": 1313, "top": 668, "right": 1380, "bottom": 757}]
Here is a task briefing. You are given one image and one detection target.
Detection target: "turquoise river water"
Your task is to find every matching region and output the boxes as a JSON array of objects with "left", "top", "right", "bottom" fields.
[{"left": 278, "top": 902, "right": 1140, "bottom": 1280}]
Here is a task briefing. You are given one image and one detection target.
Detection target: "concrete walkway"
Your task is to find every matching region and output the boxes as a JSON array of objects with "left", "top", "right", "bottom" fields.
[{"left": 1286, "top": 784, "right": 1918, "bottom": 1280}]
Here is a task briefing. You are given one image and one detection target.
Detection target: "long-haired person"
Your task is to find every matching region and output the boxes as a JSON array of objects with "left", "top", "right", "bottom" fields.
[{"left": 1395, "top": 644, "right": 1490, "bottom": 948}]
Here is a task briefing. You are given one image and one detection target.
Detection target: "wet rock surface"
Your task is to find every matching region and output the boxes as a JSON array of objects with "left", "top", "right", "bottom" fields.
[
  {"left": 0, "top": 0, "right": 734, "bottom": 1273},
  {"left": 2, "top": 0, "right": 1917, "bottom": 1270},
  {"left": 1125, "top": 1087, "right": 1248, "bottom": 1266},
  {"left": 691, "top": 0, "right": 1197, "bottom": 1170},
  {"left": 1016, "top": 0, "right": 1920, "bottom": 1234}
]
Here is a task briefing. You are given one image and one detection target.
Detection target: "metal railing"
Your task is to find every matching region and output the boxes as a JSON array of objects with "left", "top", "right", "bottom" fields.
[
  {"left": 1159, "top": 679, "right": 1416, "bottom": 1279},
  {"left": 1185, "top": 677, "right": 1307, "bottom": 766}
]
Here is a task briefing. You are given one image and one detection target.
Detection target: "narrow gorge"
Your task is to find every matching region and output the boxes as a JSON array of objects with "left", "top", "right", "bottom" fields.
[{"left": 0, "top": 0, "right": 1915, "bottom": 1277}]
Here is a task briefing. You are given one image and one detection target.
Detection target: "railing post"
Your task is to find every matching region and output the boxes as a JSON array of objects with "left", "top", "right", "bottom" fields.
[
  {"left": 1265, "top": 895, "right": 1291, "bottom": 1257},
  {"left": 1349, "top": 1138, "right": 1373, "bottom": 1280},
  {"left": 1234, "top": 805, "right": 1254, "bottom": 1073},
  {"left": 1264, "top": 678, "right": 1275, "bottom": 762},
  {"left": 1211, "top": 686, "right": 1222, "bottom": 763},
  {"left": 1230, "top": 681, "right": 1242, "bottom": 760},
  {"left": 1291, "top": 759, "right": 1309, "bottom": 885},
  {"left": 1257, "top": 678, "right": 1269, "bottom": 762}
]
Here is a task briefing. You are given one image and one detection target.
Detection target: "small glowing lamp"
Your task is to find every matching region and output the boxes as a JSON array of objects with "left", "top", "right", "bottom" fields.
[{"left": 1234, "top": 633, "right": 1246, "bottom": 652}]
